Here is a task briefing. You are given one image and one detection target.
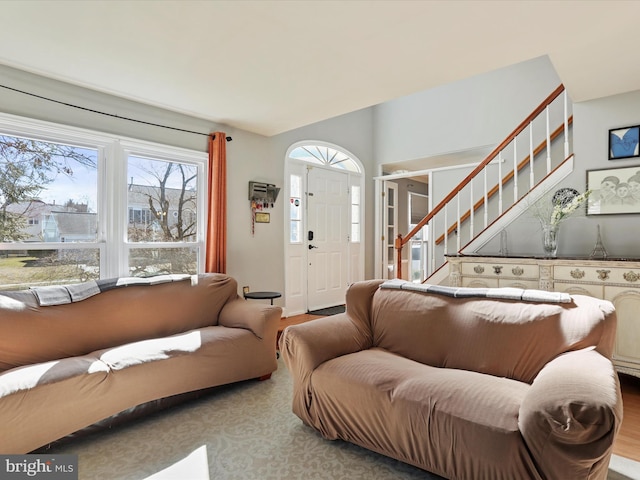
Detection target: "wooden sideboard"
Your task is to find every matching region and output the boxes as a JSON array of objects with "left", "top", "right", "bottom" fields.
[{"left": 447, "top": 255, "right": 640, "bottom": 378}]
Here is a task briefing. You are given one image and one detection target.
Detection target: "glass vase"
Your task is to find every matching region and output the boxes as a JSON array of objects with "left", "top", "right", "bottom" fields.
[{"left": 542, "top": 223, "right": 559, "bottom": 257}]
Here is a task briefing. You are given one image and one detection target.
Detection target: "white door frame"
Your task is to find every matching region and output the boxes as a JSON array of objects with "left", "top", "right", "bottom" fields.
[
  {"left": 374, "top": 170, "right": 434, "bottom": 280},
  {"left": 284, "top": 142, "right": 364, "bottom": 316}
]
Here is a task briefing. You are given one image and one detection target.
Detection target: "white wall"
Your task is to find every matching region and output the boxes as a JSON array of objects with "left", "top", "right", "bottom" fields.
[{"left": 372, "top": 56, "right": 562, "bottom": 167}]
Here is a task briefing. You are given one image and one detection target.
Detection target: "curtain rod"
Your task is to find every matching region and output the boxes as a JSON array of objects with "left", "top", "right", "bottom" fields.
[{"left": 0, "top": 83, "right": 232, "bottom": 141}]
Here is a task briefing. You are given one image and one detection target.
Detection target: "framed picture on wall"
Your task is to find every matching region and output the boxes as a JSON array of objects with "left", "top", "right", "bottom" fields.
[
  {"left": 586, "top": 165, "right": 640, "bottom": 215},
  {"left": 255, "top": 212, "right": 270, "bottom": 223},
  {"left": 609, "top": 126, "right": 640, "bottom": 159}
]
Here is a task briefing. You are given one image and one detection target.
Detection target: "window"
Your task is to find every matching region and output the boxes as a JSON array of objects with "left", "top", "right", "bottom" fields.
[
  {"left": 0, "top": 114, "right": 206, "bottom": 290},
  {"left": 351, "top": 185, "right": 361, "bottom": 242},
  {"left": 289, "top": 145, "right": 361, "bottom": 173},
  {"left": 289, "top": 174, "right": 302, "bottom": 243},
  {"left": 126, "top": 155, "right": 200, "bottom": 276}
]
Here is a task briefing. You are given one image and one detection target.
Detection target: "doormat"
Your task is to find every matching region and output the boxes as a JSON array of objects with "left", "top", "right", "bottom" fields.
[{"left": 308, "top": 305, "right": 346, "bottom": 316}]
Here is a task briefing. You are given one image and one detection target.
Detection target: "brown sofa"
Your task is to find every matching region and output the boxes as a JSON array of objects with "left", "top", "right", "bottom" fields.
[
  {"left": 0, "top": 273, "right": 281, "bottom": 454},
  {"left": 280, "top": 279, "right": 623, "bottom": 480}
]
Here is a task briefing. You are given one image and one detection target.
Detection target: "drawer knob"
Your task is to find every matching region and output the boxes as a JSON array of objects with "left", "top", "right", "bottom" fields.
[
  {"left": 512, "top": 266, "right": 524, "bottom": 276},
  {"left": 570, "top": 269, "right": 585, "bottom": 279},
  {"left": 623, "top": 271, "right": 640, "bottom": 283},
  {"left": 493, "top": 266, "right": 503, "bottom": 275},
  {"left": 596, "top": 269, "right": 610, "bottom": 281},
  {"left": 473, "top": 265, "right": 485, "bottom": 274}
]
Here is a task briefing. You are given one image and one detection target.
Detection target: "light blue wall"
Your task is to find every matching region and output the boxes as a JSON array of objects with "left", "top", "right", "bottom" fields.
[
  {"left": 568, "top": 90, "right": 640, "bottom": 258},
  {"left": 504, "top": 90, "right": 640, "bottom": 258},
  {"left": 269, "top": 108, "right": 375, "bottom": 281}
]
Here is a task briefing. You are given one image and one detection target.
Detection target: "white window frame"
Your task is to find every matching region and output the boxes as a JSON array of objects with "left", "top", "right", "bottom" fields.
[{"left": 0, "top": 112, "right": 207, "bottom": 284}]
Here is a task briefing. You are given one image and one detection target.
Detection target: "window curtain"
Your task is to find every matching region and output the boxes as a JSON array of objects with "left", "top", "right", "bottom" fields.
[{"left": 205, "top": 132, "right": 227, "bottom": 273}]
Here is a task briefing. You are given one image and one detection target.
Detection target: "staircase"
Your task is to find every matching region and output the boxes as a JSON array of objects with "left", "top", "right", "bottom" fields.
[{"left": 395, "top": 84, "right": 573, "bottom": 284}]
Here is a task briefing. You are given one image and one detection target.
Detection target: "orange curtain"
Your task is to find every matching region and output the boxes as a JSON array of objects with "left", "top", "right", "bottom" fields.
[{"left": 205, "top": 132, "right": 227, "bottom": 273}]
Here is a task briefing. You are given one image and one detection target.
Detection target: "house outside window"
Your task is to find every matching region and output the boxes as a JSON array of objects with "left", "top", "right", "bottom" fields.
[{"left": 0, "top": 113, "right": 206, "bottom": 290}]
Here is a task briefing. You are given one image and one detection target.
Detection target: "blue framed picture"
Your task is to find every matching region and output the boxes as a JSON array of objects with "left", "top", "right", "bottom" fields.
[{"left": 609, "top": 126, "right": 640, "bottom": 159}]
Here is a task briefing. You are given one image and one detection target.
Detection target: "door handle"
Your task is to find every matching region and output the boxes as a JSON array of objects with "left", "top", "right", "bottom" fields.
[{"left": 308, "top": 244, "right": 318, "bottom": 250}]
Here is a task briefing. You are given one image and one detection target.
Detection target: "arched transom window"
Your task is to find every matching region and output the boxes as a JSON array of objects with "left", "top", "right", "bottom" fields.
[{"left": 289, "top": 144, "right": 361, "bottom": 173}]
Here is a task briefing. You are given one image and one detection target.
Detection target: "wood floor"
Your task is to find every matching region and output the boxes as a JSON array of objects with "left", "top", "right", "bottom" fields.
[
  {"left": 615, "top": 373, "right": 640, "bottom": 461},
  {"left": 279, "top": 314, "right": 640, "bottom": 462}
]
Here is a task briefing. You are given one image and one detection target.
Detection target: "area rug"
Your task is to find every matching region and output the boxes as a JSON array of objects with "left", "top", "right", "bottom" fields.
[
  {"left": 307, "top": 304, "right": 346, "bottom": 316},
  {"left": 42, "top": 357, "right": 640, "bottom": 480}
]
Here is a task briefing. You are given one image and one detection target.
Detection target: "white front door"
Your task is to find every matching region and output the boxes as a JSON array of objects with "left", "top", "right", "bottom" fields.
[{"left": 307, "top": 166, "right": 349, "bottom": 311}]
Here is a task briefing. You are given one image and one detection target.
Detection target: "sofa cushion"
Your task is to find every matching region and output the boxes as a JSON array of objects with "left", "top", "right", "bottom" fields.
[
  {"left": 370, "top": 287, "right": 616, "bottom": 384},
  {"left": 0, "top": 321, "right": 278, "bottom": 454},
  {"left": 0, "top": 273, "right": 238, "bottom": 372},
  {"left": 310, "top": 348, "right": 540, "bottom": 479}
]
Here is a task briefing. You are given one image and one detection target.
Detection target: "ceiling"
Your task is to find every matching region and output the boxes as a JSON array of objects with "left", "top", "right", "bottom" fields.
[{"left": 1, "top": 1, "right": 639, "bottom": 137}]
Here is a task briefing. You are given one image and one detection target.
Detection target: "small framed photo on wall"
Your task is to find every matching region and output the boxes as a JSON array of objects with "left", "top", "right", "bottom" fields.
[
  {"left": 586, "top": 165, "right": 640, "bottom": 215},
  {"left": 609, "top": 126, "right": 640, "bottom": 159},
  {"left": 255, "top": 212, "right": 270, "bottom": 223}
]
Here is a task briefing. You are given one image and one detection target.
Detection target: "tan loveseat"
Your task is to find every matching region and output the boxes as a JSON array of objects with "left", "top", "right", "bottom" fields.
[
  {"left": 0, "top": 273, "right": 280, "bottom": 454},
  {"left": 280, "top": 279, "right": 623, "bottom": 480}
]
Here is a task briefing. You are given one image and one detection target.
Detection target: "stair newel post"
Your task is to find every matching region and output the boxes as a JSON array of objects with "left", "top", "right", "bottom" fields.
[
  {"left": 563, "top": 91, "right": 570, "bottom": 159},
  {"left": 546, "top": 105, "right": 551, "bottom": 173},
  {"left": 529, "top": 121, "right": 535, "bottom": 190},
  {"left": 395, "top": 234, "right": 403, "bottom": 279}
]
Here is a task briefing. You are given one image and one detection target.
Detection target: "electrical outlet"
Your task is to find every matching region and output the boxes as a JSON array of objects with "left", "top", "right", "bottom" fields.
[{"left": 243, "top": 286, "right": 250, "bottom": 295}]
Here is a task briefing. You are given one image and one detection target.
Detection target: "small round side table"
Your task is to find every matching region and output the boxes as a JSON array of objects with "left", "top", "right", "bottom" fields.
[{"left": 243, "top": 291, "right": 282, "bottom": 305}]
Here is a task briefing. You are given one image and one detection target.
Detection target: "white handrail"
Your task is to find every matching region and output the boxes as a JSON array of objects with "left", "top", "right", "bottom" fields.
[{"left": 395, "top": 85, "right": 572, "bottom": 281}]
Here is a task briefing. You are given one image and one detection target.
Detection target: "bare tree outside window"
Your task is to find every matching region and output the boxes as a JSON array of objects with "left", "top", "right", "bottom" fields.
[{"left": 127, "top": 156, "right": 198, "bottom": 276}]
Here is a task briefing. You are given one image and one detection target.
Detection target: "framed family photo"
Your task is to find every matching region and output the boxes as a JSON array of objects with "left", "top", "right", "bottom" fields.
[
  {"left": 586, "top": 165, "right": 640, "bottom": 215},
  {"left": 609, "top": 126, "right": 640, "bottom": 160}
]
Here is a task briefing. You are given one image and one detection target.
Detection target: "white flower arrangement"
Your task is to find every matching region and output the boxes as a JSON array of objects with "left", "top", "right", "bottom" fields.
[{"left": 531, "top": 188, "right": 591, "bottom": 227}]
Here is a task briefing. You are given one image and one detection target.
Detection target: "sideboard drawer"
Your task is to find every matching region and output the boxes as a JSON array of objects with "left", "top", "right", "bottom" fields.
[
  {"left": 554, "top": 266, "right": 602, "bottom": 282},
  {"left": 609, "top": 267, "right": 640, "bottom": 285},
  {"left": 553, "top": 281, "right": 604, "bottom": 298},
  {"left": 461, "top": 262, "right": 538, "bottom": 279},
  {"left": 461, "top": 277, "right": 499, "bottom": 288},
  {"left": 555, "top": 265, "right": 640, "bottom": 284}
]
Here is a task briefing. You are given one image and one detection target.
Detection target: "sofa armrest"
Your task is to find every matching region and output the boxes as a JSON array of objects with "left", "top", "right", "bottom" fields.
[
  {"left": 218, "top": 298, "right": 281, "bottom": 340},
  {"left": 280, "top": 279, "right": 380, "bottom": 374},
  {"left": 280, "top": 313, "right": 371, "bottom": 374},
  {"left": 519, "top": 348, "right": 623, "bottom": 479},
  {"left": 279, "top": 312, "right": 372, "bottom": 427}
]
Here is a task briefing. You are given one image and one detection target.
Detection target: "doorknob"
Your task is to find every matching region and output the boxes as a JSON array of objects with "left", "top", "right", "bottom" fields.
[{"left": 308, "top": 244, "right": 318, "bottom": 250}]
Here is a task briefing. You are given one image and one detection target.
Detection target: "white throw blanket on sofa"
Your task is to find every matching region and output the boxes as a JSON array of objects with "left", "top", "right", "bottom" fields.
[
  {"left": 381, "top": 279, "right": 572, "bottom": 303},
  {"left": 30, "top": 274, "right": 193, "bottom": 306}
]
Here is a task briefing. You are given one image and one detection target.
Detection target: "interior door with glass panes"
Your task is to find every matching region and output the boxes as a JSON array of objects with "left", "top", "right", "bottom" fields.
[{"left": 383, "top": 181, "right": 398, "bottom": 279}]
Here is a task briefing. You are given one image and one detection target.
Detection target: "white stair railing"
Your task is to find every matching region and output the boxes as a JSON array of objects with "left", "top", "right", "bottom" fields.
[{"left": 395, "top": 84, "right": 572, "bottom": 281}]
